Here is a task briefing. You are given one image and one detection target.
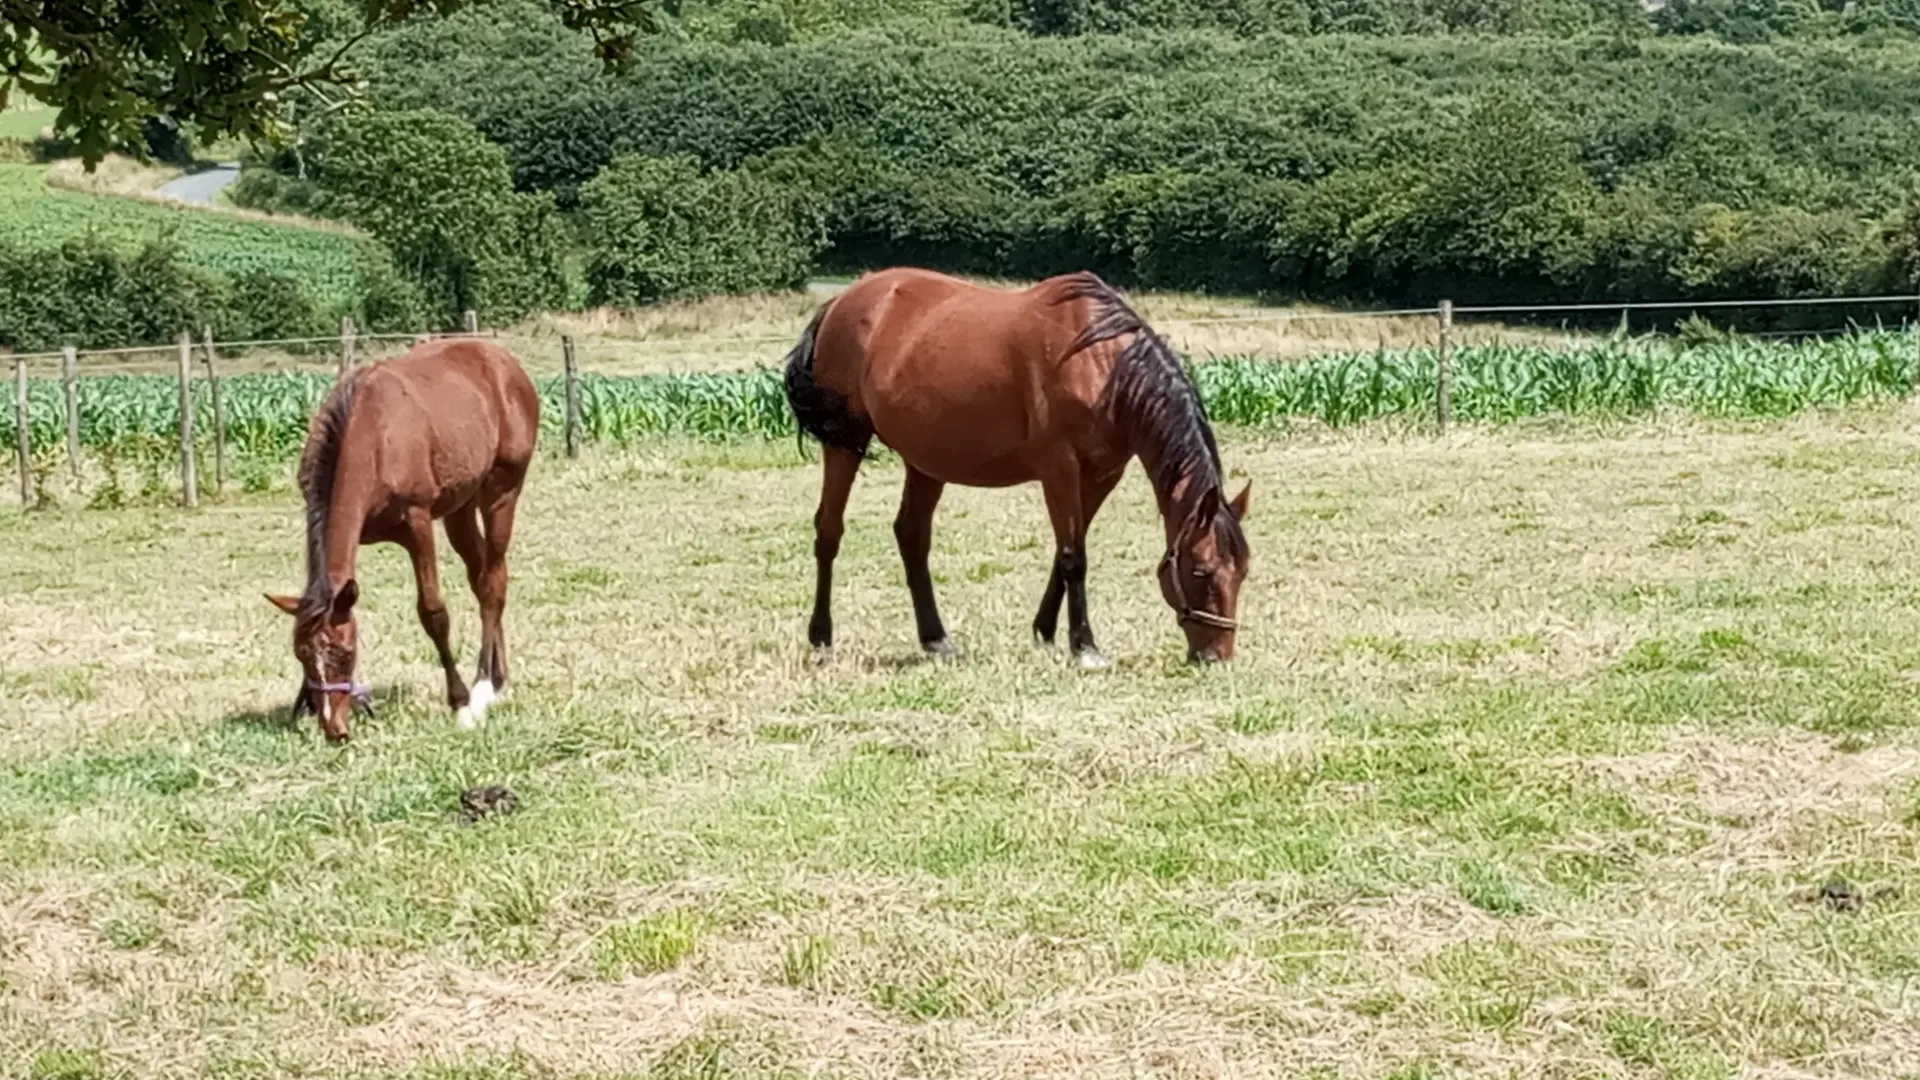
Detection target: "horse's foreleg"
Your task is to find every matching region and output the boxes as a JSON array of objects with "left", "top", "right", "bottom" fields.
[
  {"left": 1040, "top": 465, "right": 1124, "bottom": 670},
  {"left": 1032, "top": 561, "right": 1066, "bottom": 647},
  {"left": 896, "top": 466, "right": 958, "bottom": 659},
  {"left": 809, "top": 447, "right": 862, "bottom": 662},
  {"left": 402, "top": 511, "right": 472, "bottom": 723},
  {"left": 1033, "top": 466, "right": 1123, "bottom": 649},
  {"left": 1040, "top": 468, "right": 1102, "bottom": 669}
]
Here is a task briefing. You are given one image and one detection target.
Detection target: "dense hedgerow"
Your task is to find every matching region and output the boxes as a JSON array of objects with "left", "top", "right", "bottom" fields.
[
  {"left": 578, "top": 154, "right": 825, "bottom": 304},
  {"left": 0, "top": 233, "right": 425, "bottom": 354},
  {"left": 306, "top": 8, "right": 1920, "bottom": 307}
]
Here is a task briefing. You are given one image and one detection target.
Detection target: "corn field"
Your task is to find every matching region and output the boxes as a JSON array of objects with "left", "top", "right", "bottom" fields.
[
  {"left": 3, "top": 332, "right": 1915, "bottom": 479},
  {"left": 1195, "top": 330, "right": 1919, "bottom": 426}
]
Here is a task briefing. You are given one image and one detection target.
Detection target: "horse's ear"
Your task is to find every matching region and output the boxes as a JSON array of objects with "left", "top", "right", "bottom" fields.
[
  {"left": 330, "top": 579, "right": 359, "bottom": 621},
  {"left": 266, "top": 594, "right": 300, "bottom": 616},
  {"left": 1228, "top": 481, "right": 1251, "bottom": 521}
]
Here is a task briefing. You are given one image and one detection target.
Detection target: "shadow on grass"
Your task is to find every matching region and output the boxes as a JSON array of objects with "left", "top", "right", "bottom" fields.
[{"left": 219, "top": 683, "right": 426, "bottom": 739}]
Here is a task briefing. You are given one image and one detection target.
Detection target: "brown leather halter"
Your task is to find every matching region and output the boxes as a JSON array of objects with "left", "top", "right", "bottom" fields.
[{"left": 1158, "top": 551, "right": 1239, "bottom": 631}]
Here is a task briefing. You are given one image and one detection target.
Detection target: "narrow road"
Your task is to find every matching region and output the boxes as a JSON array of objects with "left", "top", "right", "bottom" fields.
[{"left": 157, "top": 162, "right": 241, "bottom": 206}]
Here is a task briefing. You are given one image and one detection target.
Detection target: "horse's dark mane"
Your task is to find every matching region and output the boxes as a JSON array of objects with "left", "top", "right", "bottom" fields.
[
  {"left": 1055, "top": 273, "right": 1247, "bottom": 556},
  {"left": 296, "top": 371, "right": 363, "bottom": 623}
]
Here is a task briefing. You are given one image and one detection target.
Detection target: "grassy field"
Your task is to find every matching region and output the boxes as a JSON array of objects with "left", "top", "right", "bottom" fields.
[
  {"left": 0, "top": 101, "right": 53, "bottom": 142},
  {"left": 0, "top": 164, "right": 378, "bottom": 310},
  {"left": 2, "top": 410, "right": 1918, "bottom": 1079}
]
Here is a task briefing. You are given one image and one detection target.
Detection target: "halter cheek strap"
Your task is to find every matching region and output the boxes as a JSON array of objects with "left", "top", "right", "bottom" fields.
[{"left": 1158, "top": 553, "right": 1239, "bottom": 632}]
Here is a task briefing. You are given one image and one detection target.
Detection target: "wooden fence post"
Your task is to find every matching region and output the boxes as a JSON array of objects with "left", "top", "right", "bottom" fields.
[
  {"left": 177, "top": 331, "right": 198, "bottom": 508},
  {"left": 462, "top": 310, "right": 479, "bottom": 336},
  {"left": 1436, "top": 300, "right": 1453, "bottom": 433},
  {"left": 202, "top": 327, "right": 227, "bottom": 494},
  {"left": 563, "top": 335, "right": 582, "bottom": 459},
  {"left": 14, "top": 357, "right": 31, "bottom": 508},
  {"left": 339, "top": 316, "right": 357, "bottom": 379},
  {"left": 61, "top": 345, "right": 79, "bottom": 481}
]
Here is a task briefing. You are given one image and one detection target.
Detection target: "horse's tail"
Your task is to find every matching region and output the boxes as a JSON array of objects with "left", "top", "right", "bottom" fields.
[{"left": 783, "top": 300, "right": 873, "bottom": 457}]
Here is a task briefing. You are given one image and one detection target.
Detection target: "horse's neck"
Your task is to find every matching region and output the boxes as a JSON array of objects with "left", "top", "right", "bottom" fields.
[
  {"left": 1133, "top": 438, "right": 1214, "bottom": 546},
  {"left": 307, "top": 457, "right": 370, "bottom": 599},
  {"left": 321, "top": 500, "right": 365, "bottom": 589}
]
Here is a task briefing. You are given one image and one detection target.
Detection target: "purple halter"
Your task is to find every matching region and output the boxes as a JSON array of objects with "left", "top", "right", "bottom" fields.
[{"left": 308, "top": 679, "right": 375, "bottom": 712}]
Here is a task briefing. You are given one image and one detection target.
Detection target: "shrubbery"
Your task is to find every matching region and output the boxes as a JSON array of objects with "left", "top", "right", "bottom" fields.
[
  {"left": 0, "top": 234, "right": 425, "bottom": 353},
  {"left": 580, "top": 154, "right": 824, "bottom": 304},
  {"left": 234, "top": 107, "right": 568, "bottom": 326},
  {"left": 550, "top": 0, "right": 1868, "bottom": 43},
  {"left": 326, "top": 12, "right": 1920, "bottom": 306}
]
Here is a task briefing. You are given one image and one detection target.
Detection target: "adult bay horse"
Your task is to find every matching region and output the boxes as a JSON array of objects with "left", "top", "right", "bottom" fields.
[
  {"left": 784, "top": 267, "right": 1250, "bottom": 667},
  {"left": 266, "top": 338, "right": 540, "bottom": 742}
]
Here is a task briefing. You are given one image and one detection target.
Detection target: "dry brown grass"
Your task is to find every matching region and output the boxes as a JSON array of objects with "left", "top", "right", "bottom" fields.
[
  {"left": 40, "top": 154, "right": 367, "bottom": 237},
  {"left": 42, "top": 155, "right": 185, "bottom": 198},
  {"left": 3, "top": 411, "right": 1919, "bottom": 1079},
  {"left": 495, "top": 284, "right": 1574, "bottom": 377}
]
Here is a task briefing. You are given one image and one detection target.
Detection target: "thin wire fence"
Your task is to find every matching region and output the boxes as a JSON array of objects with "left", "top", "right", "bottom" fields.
[{"left": 7, "top": 293, "right": 1920, "bottom": 509}]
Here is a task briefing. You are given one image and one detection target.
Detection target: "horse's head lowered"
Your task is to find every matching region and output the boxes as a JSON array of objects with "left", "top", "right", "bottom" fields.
[
  {"left": 1157, "top": 482, "right": 1250, "bottom": 663},
  {"left": 266, "top": 579, "right": 369, "bottom": 742}
]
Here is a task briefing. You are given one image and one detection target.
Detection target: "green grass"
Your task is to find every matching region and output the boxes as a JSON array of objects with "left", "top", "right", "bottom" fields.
[
  {"left": 2, "top": 412, "right": 1918, "bottom": 1077},
  {"left": 0, "top": 101, "right": 53, "bottom": 142},
  {"left": 0, "top": 164, "right": 379, "bottom": 309}
]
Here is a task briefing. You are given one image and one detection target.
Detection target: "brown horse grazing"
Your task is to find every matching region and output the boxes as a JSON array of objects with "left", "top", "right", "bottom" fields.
[
  {"left": 784, "top": 267, "right": 1250, "bottom": 667},
  {"left": 266, "top": 339, "right": 540, "bottom": 742}
]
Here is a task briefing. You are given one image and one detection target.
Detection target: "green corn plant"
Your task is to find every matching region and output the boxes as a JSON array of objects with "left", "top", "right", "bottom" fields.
[{"left": 2, "top": 332, "right": 1915, "bottom": 469}]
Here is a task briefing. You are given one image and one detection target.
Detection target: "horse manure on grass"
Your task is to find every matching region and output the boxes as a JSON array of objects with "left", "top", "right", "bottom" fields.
[
  {"left": 459, "top": 784, "right": 519, "bottom": 824},
  {"left": 1794, "top": 879, "right": 1876, "bottom": 913}
]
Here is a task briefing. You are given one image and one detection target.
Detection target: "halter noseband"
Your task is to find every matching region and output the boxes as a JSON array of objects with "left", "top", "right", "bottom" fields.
[
  {"left": 306, "top": 679, "right": 375, "bottom": 714},
  {"left": 1158, "top": 552, "right": 1238, "bottom": 632},
  {"left": 1178, "top": 607, "right": 1239, "bottom": 631}
]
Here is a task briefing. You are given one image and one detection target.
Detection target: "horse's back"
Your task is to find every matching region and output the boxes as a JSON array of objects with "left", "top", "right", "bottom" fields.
[
  {"left": 351, "top": 339, "right": 539, "bottom": 508},
  {"left": 815, "top": 268, "right": 1103, "bottom": 486}
]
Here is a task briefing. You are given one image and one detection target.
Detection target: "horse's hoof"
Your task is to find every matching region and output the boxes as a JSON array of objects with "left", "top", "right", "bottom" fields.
[
  {"left": 469, "top": 679, "right": 497, "bottom": 714},
  {"left": 1075, "top": 649, "right": 1112, "bottom": 671},
  {"left": 1032, "top": 631, "right": 1059, "bottom": 651},
  {"left": 455, "top": 706, "right": 480, "bottom": 731},
  {"left": 811, "top": 645, "right": 835, "bottom": 667},
  {"left": 924, "top": 638, "right": 963, "bottom": 661}
]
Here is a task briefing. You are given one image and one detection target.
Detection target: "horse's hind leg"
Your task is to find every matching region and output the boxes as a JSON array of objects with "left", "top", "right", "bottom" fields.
[
  {"left": 402, "top": 508, "right": 474, "bottom": 723},
  {"left": 896, "top": 466, "right": 958, "bottom": 660},
  {"left": 472, "top": 479, "right": 524, "bottom": 701},
  {"left": 808, "top": 446, "right": 862, "bottom": 662},
  {"left": 443, "top": 503, "right": 492, "bottom": 723}
]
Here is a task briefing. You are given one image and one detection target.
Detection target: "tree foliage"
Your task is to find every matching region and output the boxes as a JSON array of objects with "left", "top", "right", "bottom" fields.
[
  {"left": 0, "top": 0, "right": 671, "bottom": 164},
  {"left": 280, "top": 107, "right": 568, "bottom": 325}
]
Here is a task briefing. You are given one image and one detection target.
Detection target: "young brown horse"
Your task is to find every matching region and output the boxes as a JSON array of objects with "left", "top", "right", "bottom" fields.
[
  {"left": 785, "top": 267, "right": 1250, "bottom": 667},
  {"left": 267, "top": 339, "right": 540, "bottom": 741}
]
